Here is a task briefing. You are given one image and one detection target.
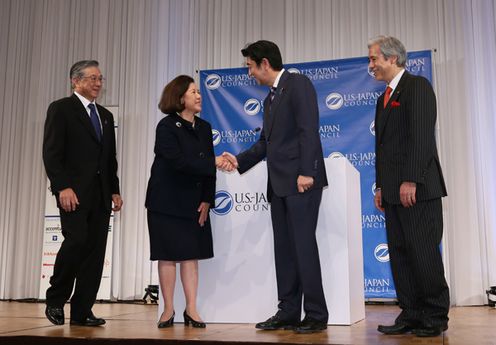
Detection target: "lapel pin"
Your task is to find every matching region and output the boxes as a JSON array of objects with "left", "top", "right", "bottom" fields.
[{"left": 176, "top": 122, "right": 182, "bottom": 128}]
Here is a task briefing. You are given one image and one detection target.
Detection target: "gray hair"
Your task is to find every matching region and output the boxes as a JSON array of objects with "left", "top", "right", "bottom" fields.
[
  {"left": 368, "top": 36, "right": 407, "bottom": 67},
  {"left": 69, "top": 60, "right": 99, "bottom": 80}
]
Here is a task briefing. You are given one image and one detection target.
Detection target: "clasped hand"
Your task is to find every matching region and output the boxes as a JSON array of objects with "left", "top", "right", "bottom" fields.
[{"left": 215, "top": 152, "right": 238, "bottom": 172}]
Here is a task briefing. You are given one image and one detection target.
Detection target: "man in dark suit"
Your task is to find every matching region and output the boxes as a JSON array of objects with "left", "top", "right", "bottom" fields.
[
  {"left": 368, "top": 36, "right": 449, "bottom": 337},
  {"left": 43, "top": 60, "right": 123, "bottom": 326},
  {"left": 222, "top": 40, "right": 328, "bottom": 333}
]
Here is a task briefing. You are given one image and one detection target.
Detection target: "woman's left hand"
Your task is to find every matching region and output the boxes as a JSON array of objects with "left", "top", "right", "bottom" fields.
[{"left": 197, "top": 202, "right": 210, "bottom": 227}]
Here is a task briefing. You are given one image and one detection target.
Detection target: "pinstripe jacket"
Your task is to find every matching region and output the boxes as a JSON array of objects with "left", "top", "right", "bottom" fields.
[{"left": 375, "top": 72, "right": 447, "bottom": 204}]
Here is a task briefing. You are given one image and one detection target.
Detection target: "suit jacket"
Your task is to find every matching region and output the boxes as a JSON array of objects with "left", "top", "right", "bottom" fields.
[
  {"left": 43, "top": 94, "right": 120, "bottom": 210},
  {"left": 237, "top": 71, "right": 327, "bottom": 200},
  {"left": 145, "top": 113, "right": 216, "bottom": 219},
  {"left": 375, "top": 72, "right": 447, "bottom": 204}
]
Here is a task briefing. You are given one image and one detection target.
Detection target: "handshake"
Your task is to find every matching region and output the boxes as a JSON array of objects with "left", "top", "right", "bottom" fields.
[{"left": 215, "top": 152, "right": 238, "bottom": 172}]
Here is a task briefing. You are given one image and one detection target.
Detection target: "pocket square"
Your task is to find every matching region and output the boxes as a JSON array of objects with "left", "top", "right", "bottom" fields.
[{"left": 391, "top": 101, "right": 400, "bottom": 108}]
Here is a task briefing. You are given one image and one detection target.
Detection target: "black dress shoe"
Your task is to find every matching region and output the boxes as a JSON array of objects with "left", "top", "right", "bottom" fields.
[
  {"left": 157, "top": 311, "right": 175, "bottom": 328},
  {"left": 414, "top": 324, "right": 448, "bottom": 337},
  {"left": 255, "top": 315, "right": 299, "bottom": 330},
  {"left": 294, "top": 317, "right": 327, "bottom": 334},
  {"left": 183, "top": 311, "right": 206, "bottom": 328},
  {"left": 45, "top": 305, "right": 64, "bottom": 325},
  {"left": 377, "top": 322, "right": 414, "bottom": 335},
  {"left": 70, "top": 313, "right": 106, "bottom": 326}
]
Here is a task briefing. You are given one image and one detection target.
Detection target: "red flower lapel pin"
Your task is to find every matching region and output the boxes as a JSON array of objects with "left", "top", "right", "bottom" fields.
[{"left": 391, "top": 101, "right": 400, "bottom": 108}]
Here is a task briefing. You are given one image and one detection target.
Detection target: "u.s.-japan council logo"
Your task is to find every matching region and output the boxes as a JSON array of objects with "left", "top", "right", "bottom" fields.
[
  {"left": 325, "top": 92, "right": 344, "bottom": 110},
  {"left": 328, "top": 152, "right": 344, "bottom": 159},
  {"left": 205, "top": 74, "right": 221, "bottom": 90},
  {"left": 374, "top": 243, "right": 390, "bottom": 262},
  {"left": 212, "top": 129, "right": 221, "bottom": 146},
  {"left": 244, "top": 98, "right": 261, "bottom": 116},
  {"left": 212, "top": 190, "right": 233, "bottom": 215}
]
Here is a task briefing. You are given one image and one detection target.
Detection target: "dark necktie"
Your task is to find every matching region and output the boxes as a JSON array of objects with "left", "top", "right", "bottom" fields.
[
  {"left": 268, "top": 87, "right": 277, "bottom": 113},
  {"left": 383, "top": 86, "right": 392, "bottom": 108},
  {"left": 88, "top": 103, "right": 102, "bottom": 141},
  {"left": 269, "top": 87, "right": 277, "bottom": 103}
]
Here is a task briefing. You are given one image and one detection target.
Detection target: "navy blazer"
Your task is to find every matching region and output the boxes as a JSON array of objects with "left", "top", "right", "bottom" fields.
[
  {"left": 43, "top": 94, "right": 120, "bottom": 210},
  {"left": 237, "top": 71, "right": 327, "bottom": 200},
  {"left": 375, "top": 72, "right": 447, "bottom": 204},
  {"left": 145, "top": 113, "right": 216, "bottom": 219}
]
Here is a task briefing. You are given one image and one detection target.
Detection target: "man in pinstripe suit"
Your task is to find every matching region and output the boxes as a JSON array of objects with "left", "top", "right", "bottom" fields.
[{"left": 368, "top": 36, "right": 449, "bottom": 338}]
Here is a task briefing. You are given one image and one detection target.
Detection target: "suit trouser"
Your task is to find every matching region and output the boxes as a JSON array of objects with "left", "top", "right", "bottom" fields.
[
  {"left": 384, "top": 198, "right": 449, "bottom": 327},
  {"left": 270, "top": 187, "right": 328, "bottom": 322},
  {"left": 46, "top": 179, "right": 110, "bottom": 320}
]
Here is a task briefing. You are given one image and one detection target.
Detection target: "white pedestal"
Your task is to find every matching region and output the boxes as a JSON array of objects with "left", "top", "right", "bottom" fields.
[
  {"left": 158, "top": 157, "right": 364, "bottom": 325},
  {"left": 318, "top": 157, "right": 365, "bottom": 324}
]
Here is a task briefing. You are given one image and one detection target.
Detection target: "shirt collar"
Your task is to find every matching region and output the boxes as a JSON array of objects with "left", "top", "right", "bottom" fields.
[
  {"left": 74, "top": 91, "right": 96, "bottom": 109},
  {"left": 388, "top": 68, "right": 406, "bottom": 93},
  {"left": 272, "top": 69, "right": 285, "bottom": 88}
]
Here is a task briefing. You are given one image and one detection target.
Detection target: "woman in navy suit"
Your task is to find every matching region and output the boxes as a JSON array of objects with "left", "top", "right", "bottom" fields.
[{"left": 146, "top": 75, "right": 223, "bottom": 328}]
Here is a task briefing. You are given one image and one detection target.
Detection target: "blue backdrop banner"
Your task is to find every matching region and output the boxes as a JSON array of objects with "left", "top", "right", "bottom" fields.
[{"left": 200, "top": 50, "right": 432, "bottom": 299}]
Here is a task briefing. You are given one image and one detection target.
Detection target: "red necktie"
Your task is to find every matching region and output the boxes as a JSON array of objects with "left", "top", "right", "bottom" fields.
[{"left": 383, "top": 86, "right": 392, "bottom": 108}]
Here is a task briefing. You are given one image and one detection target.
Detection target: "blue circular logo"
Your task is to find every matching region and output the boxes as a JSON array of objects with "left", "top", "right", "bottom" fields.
[
  {"left": 374, "top": 243, "right": 390, "bottom": 263},
  {"left": 212, "top": 190, "right": 233, "bottom": 215},
  {"left": 325, "top": 92, "right": 344, "bottom": 110},
  {"left": 244, "top": 98, "right": 261, "bottom": 116},
  {"left": 205, "top": 74, "right": 221, "bottom": 90},
  {"left": 370, "top": 120, "right": 375, "bottom": 136},
  {"left": 287, "top": 68, "right": 301, "bottom": 74},
  {"left": 212, "top": 129, "right": 221, "bottom": 146},
  {"left": 368, "top": 67, "right": 375, "bottom": 78},
  {"left": 328, "top": 151, "right": 344, "bottom": 159}
]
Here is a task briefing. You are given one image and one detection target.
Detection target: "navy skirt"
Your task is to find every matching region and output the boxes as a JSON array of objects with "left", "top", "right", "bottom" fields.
[{"left": 147, "top": 210, "right": 214, "bottom": 261}]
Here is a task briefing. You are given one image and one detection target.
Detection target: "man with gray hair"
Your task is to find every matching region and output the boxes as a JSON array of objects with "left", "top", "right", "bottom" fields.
[
  {"left": 368, "top": 36, "right": 449, "bottom": 337},
  {"left": 43, "top": 60, "right": 123, "bottom": 326}
]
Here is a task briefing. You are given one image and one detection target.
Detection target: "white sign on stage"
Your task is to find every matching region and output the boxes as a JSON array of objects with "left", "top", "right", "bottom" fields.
[{"left": 159, "top": 157, "right": 364, "bottom": 325}]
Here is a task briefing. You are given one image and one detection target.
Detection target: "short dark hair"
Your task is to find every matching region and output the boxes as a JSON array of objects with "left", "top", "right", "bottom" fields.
[
  {"left": 241, "top": 40, "right": 283, "bottom": 71},
  {"left": 158, "top": 75, "right": 194, "bottom": 114}
]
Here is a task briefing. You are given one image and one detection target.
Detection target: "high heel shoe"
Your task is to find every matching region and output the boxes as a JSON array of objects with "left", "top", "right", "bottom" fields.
[
  {"left": 157, "top": 311, "right": 175, "bottom": 328},
  {"left": 183, "top": 310, "right": 206, "bottom": 328}
]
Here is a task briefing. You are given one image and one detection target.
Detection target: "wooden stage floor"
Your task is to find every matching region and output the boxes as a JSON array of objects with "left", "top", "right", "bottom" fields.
[{"left": 0, "top": 301, "right": 495, "bottom": 345}]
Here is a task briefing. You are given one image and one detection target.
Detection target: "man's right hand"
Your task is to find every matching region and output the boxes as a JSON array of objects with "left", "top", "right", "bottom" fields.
[
  {"left": 59, "top": 188, "right": 79, "bottom": 212},
  {"left": 218, "top": 152, "right": 239, "bottom": 172},
  {"left": 374, "top": 189, "right": 384, "bottom": 212}
]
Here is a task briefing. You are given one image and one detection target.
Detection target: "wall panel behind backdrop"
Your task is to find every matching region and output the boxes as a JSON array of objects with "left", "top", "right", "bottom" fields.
[{"left": 0, "top": 0, "right": 495, "bottom": 305}]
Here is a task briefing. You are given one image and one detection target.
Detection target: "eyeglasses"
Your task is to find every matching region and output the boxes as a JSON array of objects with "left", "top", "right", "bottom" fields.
[{"left": 81, "top": 75, "right": 106, "bottom": 83}]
